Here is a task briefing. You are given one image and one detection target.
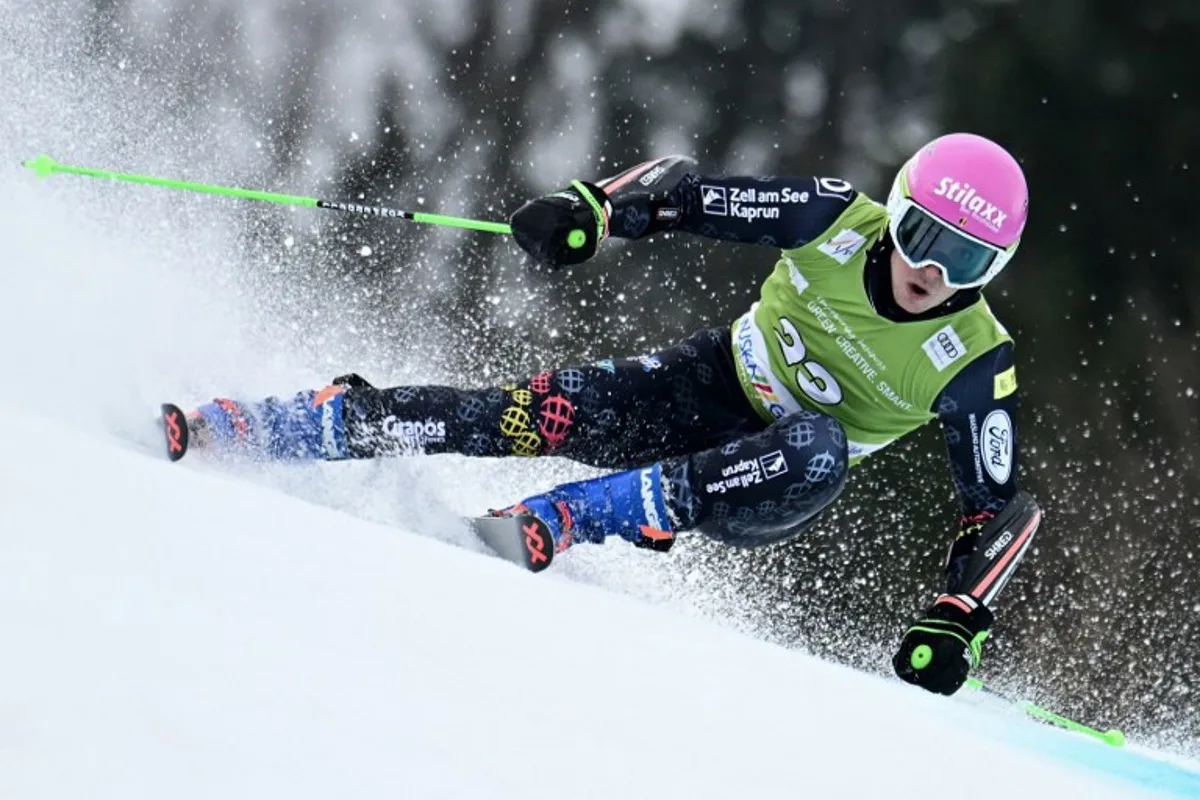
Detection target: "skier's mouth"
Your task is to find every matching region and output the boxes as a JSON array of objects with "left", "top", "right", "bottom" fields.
[{"left": 909, "top": 281, "right": 930, "bottom": 299}]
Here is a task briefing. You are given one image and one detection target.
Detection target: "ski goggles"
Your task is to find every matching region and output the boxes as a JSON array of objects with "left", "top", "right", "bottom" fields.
[{"left": 887, "top": 197, "right": 1013, "bottom": 289}]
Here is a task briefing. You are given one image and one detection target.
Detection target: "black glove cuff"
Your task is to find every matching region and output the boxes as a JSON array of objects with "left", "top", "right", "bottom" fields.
[{"left": 926, "top": 594, "right": 994, "bottom": 634}]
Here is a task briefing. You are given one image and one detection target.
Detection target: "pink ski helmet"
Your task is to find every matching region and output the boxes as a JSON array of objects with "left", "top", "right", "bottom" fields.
[{"left": 886, "top": 133, "right": 1028, "bottom": 288}]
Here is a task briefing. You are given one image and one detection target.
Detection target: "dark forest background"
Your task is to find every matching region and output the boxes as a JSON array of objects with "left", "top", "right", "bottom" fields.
[{"left": 76, "top": 0, "right": 1200, "bottom": 744}]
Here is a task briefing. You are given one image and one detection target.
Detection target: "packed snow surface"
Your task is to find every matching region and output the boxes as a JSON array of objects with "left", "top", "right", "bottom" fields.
[{"left": 1, "top": 410, "right": 1198, "bottom": 799}]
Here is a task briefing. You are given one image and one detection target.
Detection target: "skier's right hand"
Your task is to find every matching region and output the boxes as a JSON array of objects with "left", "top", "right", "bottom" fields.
[{"left": 509, "top": 180, "right": 611, "bottom": 269}]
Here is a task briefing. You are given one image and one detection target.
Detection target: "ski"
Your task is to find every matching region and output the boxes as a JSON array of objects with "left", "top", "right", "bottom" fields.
[
  {"left": 157, "top": 400, "right": 554, "bottom": 572},
  {"left": 160, "top": 403, "right": 190, "bottom": 462},
  {"left": 468, "top": 513, "right": 556, "bottom": 573}
]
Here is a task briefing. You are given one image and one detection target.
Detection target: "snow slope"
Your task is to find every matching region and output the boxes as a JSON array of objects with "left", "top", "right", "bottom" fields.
[{"left": 1, "top": 411, "right": 1198, "bottom": 800}]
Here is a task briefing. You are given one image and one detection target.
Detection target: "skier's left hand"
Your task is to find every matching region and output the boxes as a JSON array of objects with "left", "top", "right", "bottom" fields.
[
  {"left": 892, "top": 593, "right": 993, "bottom": 695},
  {"left": 509, "top": 180, "right": 611, "bottom": 269}
]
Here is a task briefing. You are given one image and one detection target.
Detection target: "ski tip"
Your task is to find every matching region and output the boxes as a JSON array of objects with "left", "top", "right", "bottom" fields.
[
  {"left": 517, "top": 514, "right": 556, "bottom": 573},
  {"left": 160, "top": 403, "right": 189, "bottom": 462},
  {"left": 469, "top": 513, "right": 556, "bottom": 573}
]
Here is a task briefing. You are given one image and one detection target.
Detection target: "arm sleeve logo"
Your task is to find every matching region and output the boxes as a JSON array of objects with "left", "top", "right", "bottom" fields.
[
  {"left": 701, "top": 185, "right": 728, "bottom": 216},
  {"left": 980, "top": 410, "right": 1014, "bottom": 484},
  {"left": 993, "top": 366, "right": 1017, "bottom": 399}
]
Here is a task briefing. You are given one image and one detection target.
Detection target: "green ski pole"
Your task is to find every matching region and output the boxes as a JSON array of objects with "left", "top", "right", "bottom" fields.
[
  {"left": 966, "top": 678, "right": 1126, "bottom": 747},
  {"left": 22, "top": 153, "right": 513, "bottom": 236}
]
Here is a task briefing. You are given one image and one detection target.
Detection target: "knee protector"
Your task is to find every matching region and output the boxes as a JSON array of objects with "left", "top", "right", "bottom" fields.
[{"left": 686, "top": 411, "right": 849, "bottom": 548}]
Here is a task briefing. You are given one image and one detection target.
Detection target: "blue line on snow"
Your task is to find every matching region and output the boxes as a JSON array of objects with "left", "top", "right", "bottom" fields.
[{"left": 1013, "top": 722, "right": 1200, "bottom": 797}]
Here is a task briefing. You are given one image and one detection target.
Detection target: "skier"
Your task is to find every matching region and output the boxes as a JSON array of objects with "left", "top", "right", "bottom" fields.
[{"left": 181, "top": 132, "right": 1042, "bottom": 697}]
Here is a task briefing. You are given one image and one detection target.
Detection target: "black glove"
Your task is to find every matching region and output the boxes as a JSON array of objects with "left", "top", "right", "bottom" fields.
[
  {"left": 509, "top": 180, "right": 610, "bottom": 269},
  {"left": 893, "top": 593, "right": 994, "bottom": 696}
]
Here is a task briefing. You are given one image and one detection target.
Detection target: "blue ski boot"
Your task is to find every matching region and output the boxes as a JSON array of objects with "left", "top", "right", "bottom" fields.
[
  {"left": 493, "top": 463, "right": 676, "bottom": 554},
  {"left": 187, "top": 384, "right": 349, "bottom": 461}
]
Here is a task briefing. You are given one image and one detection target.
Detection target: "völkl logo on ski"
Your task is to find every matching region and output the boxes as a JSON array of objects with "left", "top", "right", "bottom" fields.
[{"left": 160, "top": 403, "right": 189, "bottom": 462}]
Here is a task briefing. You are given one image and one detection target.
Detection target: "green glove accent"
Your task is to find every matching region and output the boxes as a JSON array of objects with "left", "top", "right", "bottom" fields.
[
  {"left": 967, "top": 630, "right": 990, "bottom": 668},
  {"left": 906, "top": 624, "right": 990, "bottom": 668},
  {"left": 570, "top": 179, "right": 608, "bottom": 245},
  {"left": 910, "top": 644, "right": 934, "bottom": 670}
]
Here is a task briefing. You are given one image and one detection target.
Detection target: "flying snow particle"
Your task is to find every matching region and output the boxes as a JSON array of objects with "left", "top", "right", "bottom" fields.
[{"left": 359, "top": 246, "right": 372, "bottom": 257}]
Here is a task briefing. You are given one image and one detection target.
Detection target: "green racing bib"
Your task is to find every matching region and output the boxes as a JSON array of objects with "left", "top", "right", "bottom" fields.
[{"left": 732, "top": 193, "right": 1013, "bottom": 464}]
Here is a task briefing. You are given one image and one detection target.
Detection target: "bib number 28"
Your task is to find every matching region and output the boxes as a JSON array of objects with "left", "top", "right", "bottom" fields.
[{"left": 775, "top": 317, "right": 843, "bottom": 405}]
